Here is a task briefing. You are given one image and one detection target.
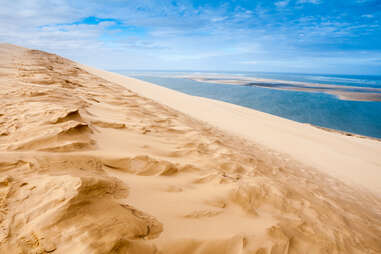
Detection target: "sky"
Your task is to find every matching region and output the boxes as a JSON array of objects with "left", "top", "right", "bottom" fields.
[{"left": 0, "top": 0, "right": 380, "bottom": 74}]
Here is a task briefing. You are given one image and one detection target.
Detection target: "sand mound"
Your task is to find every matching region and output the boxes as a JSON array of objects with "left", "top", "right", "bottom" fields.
[
  {"left": 0, "top": 43, "right": 380, "bottom": 253},
  {"left": 0, "top": 158, "right": 162, "bottom": 253}
]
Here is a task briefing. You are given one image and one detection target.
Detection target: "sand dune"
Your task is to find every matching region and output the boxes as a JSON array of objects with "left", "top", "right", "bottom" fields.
[{"left": 0, "top": 43, "right": 380, "bottom": 253}]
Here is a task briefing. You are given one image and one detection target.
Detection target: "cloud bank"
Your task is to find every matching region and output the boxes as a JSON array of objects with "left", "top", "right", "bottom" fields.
[{"left": 0, "top": 0, "right": 380, "bottom": 74}]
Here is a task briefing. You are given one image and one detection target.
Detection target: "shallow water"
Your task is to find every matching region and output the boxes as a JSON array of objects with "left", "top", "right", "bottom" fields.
[{"left": 114, "top": 71, "right": 381, "bottom": 139}]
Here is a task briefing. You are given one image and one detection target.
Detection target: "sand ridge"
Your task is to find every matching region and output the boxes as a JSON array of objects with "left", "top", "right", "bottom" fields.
[
  {"left": 0, "top": 44, "right": 380, "bottom": 253},
  {"left": 180, "top": 74, "right": 381, "bottom": 101}
]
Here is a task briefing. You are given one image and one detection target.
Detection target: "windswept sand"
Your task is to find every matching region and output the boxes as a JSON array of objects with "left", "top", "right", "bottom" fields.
[{"left": 0, "top": 43, "right": 381, "bottom": 253}]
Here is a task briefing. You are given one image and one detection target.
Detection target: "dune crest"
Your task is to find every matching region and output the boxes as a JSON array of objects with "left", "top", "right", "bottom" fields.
[{"left": 0, "top": 44, "right": 380, "bottom": 253}]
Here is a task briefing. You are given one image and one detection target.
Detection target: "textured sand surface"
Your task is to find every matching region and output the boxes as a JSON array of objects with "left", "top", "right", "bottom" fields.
[{"left": 0, "top": 43, "right": 381, "bottom": 253}]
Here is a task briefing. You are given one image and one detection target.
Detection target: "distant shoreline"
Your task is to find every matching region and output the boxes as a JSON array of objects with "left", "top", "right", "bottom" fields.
[
  {"left": 123, "top": 74, "right": 381, "bottom": 139},
  {"left": 183, "top": 75, "right": 381, "bottom": 102}
]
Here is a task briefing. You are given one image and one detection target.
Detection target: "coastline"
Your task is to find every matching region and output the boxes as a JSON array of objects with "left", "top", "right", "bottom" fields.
[
  {"left": 182, "top": 75, "right": 381, "bottom": 101},
  {"left": 311, "top": 124, "right": 381, "bottom": 142},
  {"left": 82, "top": 64, "right": 381, "bottom": 195}
]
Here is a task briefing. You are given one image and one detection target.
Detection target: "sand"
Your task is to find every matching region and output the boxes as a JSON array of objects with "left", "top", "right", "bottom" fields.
[
  {"left": 0, "top": 43, "right": 380, "bottom": 253},
  {"left": 181, "top": 75, "right": 381, "bottom": 101}
]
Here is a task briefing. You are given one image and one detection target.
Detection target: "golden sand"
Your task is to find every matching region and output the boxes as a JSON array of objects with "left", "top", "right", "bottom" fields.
[{"left": 0, "top": 44, "right": 380, "bottom": 253}]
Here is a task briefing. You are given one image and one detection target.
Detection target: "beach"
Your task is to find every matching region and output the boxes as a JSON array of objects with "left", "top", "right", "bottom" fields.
[
  {"left": 85, "top": 66, "right": 381, "bottom": 194},
  {"left": 116, "top": 73, "right": 381, "bottom": 139},
  {"left": 1, "top": 43, "right": 381, "bottom": 253}
]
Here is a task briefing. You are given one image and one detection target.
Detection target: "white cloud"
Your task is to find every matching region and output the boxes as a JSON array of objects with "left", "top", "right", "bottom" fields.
[
  {"left": 275, "top": 0, "right": 290, "bottom": 8},
  {"left": 356, "top": 0, "right": 371, "bottom": 3},
  {"left": 0, "top": 0, "right": 379, "bottom": 74},
  {"left": 211, "top": 16, "right": 227, "bottom": 22},
  {"left": 240, "top": 61, "right": 258, "bottom": 65},
  {"left": 361, "top": 14, "right": 374, "bottom": 18},
  {"left": 298, "top": 0, "right": 321, "bottom": 4}
]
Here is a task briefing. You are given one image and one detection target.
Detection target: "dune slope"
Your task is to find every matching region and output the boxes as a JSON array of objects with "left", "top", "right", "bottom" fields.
[{"left": 0, "top": 44, "right": 380, "bottom": 254}]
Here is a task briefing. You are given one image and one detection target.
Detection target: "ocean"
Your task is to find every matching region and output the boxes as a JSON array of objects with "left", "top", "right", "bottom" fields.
[{"left": 114, "top": 70, "right": 381, "bottom": 139}]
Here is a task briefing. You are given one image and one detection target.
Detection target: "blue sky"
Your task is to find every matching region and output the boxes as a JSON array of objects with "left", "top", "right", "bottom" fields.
[{"left": 0, "top": 0, "right": 380, "bottom": 74}]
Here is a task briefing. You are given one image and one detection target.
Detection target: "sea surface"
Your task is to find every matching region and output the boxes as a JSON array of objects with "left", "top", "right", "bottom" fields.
[{"left": 114, "top": 70, "right": 381, "bottom": 139}]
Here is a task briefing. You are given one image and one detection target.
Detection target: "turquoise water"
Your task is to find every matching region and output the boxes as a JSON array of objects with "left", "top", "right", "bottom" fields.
[{"left": 114, "top": 71, "right": 381, "bottom": 139}]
